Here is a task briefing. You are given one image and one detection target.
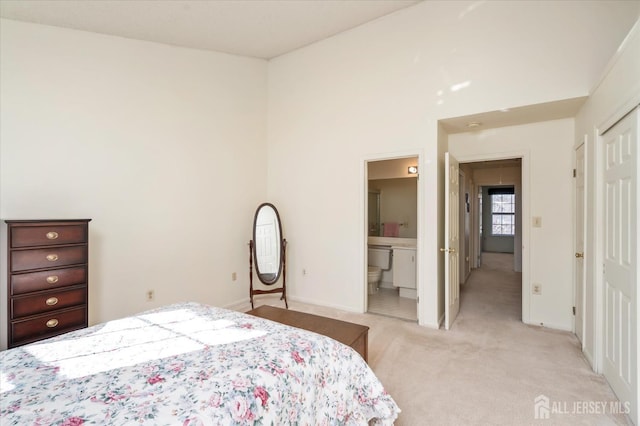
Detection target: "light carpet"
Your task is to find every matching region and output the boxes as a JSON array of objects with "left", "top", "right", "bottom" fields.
[{"left": 251, "top": 253, "right": 629, "bottom": 425}]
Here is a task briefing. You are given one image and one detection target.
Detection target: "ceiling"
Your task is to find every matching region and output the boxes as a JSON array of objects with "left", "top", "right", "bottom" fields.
[
  {"left": 0, "top": 1, "right": 629, "bottom": 132},
  {"left": 0, "top": 0, "right": 420, "bottom": 59},
  {"left": 439, "top": 97, "right": 588, "bottom": 134}
]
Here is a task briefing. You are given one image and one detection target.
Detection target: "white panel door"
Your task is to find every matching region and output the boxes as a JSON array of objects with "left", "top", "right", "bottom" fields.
[
  {"left": 602, "top": 108, "right": 637, "bottom": 424},
  {"left": 256, "top": 218, "right": 279, "bottom": 274},
  {"left": 575, "top": 142, "right": 586, "bottom": 344},
  {"left": 444, "top": 152, "right": 460, "bottom": 330}
]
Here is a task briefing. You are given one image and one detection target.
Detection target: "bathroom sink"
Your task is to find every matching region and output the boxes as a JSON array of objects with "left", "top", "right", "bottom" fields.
[{"left": 367, "top": 236, "right": 416, "bottom": 247}]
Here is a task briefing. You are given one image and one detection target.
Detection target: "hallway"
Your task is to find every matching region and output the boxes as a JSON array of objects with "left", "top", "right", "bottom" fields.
[{"left": 458, "top": 251, "right": 522, "bottom": 325}]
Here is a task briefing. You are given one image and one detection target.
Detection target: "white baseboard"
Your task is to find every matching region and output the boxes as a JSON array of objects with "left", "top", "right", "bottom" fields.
[
  {"left": 583, "top": 347, "right": 595, "bottom": 370},
  {"left": 522, "top": 318, "right": 573, "bottom": 332}
]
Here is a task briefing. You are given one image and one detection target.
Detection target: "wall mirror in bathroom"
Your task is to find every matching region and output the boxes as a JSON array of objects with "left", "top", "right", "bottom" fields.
[
  {"left": 368, "top": 158, "right": 418, "bottom": 238},
  {"left": 249, "top": 202, "right": 288, "bottom": 309},
  {"left": 368, "top": 190, "right": 381, "bottom": 236}
]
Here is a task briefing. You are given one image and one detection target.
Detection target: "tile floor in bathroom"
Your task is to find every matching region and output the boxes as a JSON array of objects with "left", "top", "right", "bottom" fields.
[{"left": 367, "top": 287, "right": 417, "bottom": 321}]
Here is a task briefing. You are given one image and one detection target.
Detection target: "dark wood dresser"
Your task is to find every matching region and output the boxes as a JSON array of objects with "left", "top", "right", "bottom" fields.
[{"left": 5, "top": 219, "right": 91, "bottom": 348}]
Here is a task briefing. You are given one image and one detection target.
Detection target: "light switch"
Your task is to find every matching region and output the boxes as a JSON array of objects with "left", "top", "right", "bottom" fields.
[{"left": 533, "top": 216, "right": 542, "bottom": 228}]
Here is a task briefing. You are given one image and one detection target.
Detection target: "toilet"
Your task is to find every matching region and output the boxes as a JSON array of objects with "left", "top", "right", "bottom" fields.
[{"left": 367, "top": 246, "right": 392, "bottom": 295}]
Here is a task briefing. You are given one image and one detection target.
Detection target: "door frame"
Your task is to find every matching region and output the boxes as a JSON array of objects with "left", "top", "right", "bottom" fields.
[
  {"left": 454, "top": 150, "right": 531, "bottom": 325},
  {"left": 573, "top": 136, "right": 588, "bottom": 348},
  {"left": 444, "top": 152, "right": 460, "bottom": 329},
  {"left": 473, "top": 184, "right": 482, "bottom": 269},
  {"left": 361, "top": 150, "right": 423, "bottom": 320},
  {"left": 459, "top": 168, "right": 470, "bottom": 284}
]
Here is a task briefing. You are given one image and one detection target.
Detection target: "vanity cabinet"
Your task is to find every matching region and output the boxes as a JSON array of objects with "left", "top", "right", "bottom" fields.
[
  {"left": 5, "top": 219, "right": 91, "bottom": 348},
  {"left": 392, "top": 247, "right": 416, "bottom": 294}
]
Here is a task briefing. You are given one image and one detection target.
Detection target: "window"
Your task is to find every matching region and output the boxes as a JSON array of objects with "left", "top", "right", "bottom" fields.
[{"left": 490, "top": 189, "right": 515, "bottom": 236}]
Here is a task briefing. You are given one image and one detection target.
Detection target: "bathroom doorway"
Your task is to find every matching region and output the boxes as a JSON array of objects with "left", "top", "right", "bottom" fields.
[{"left": 365, "top": 156, "right": 419, "bottom": 321}]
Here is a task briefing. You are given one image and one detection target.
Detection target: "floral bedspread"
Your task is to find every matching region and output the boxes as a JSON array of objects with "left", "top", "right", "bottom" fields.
[{"left": 1, "top": 302, "right": 399, "bottom": 425}]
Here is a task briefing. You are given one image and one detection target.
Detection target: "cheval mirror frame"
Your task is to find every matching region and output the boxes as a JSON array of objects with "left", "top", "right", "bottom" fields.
[{"left": 249, "top": 203, "right": 288, "bottom": 309}]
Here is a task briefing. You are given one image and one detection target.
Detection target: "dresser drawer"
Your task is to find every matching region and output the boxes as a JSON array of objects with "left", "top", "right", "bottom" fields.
[
  {"left": 11, "top": 246, "right": 87, "bottom": 272},
  {"left": 11, "top": 267, "right": 88, "bottom": 295},
  {"left": 10, "top": 306, "right": 87, "bottom": 347},
  {"left": 12, "top": 287, "right": 87, "bottom": 319},
  {"left": 11, "top": 224, "right": 88, "bottom": 248}
]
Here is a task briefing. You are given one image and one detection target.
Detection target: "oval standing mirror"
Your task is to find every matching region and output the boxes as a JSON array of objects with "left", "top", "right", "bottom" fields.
[
  {"left": 249, "top": 203, "right": 288, "bottom": 309},
  {"left": 253, "top": 203, "right": 283, "bottom": 284}
]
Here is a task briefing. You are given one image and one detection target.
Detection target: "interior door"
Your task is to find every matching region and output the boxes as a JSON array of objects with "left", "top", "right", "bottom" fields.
[
  {"left": 575, "top": 142, "right": 585, "bottom": 344},
  {"left": 477, "top": 187, "right": 483, "bottom": 268},
  {"left": 459, "top": 170, "right": 467, "bottom": 284},
  {"left": 602, "top": 107, "right": 637, "bottom": 424},
  {"left": 255, "top": 215, "right": 279, "bottom": 273},
  {"left": 444, "top": 152, "right": 460, "bottom": 330}
]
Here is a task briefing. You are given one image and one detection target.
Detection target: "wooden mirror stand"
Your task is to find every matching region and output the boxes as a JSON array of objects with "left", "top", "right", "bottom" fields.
[
  {"left": 249, "top": 203, "right": 288, "bottom": 309},
  {"left": 249, "top": 239, "right": 287, "bottom": 309}
]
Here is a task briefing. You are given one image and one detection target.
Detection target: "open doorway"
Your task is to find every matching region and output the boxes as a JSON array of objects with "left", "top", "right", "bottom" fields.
[
  {"left": 365, "top": 156, "right": 419, "bottom": 321},
  {"left": 459, "top": 159, "right": 523, "bottom": 321}
]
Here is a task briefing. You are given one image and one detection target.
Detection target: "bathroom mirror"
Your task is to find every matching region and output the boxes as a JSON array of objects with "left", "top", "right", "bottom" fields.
[
  {"left": 368, "top": 190, "right": 381, "bottom": 236},
  {"left": 249, "top": 203, "right": 287, "bottom": 308}
]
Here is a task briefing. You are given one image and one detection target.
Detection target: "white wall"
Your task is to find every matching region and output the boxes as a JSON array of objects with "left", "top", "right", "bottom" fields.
[
  {"left": 575, "top": 20, "right": 640, "bottom": 369},
  {"left": 0, "top": 20, "right": 268, "bottom": 349},
  {"left": 266, "top": 1, "right": 638, "bottom": 327},
  {"left": 449, "top": 119, "right": 575, "bottom": 330},
  {"left": 472, "top": 168, "right": 521, "bottom": 186},
  {"left": 1, "top": 1, "right": 637, "bottom": 343}
]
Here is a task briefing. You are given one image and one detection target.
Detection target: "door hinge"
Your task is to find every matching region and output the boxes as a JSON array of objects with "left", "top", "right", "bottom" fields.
[
  {"left": 572, "top": 306, "right": 576, "bottom": 315},
  {"left": 573, "top": 168, "right": 577, "bottom": 178}
]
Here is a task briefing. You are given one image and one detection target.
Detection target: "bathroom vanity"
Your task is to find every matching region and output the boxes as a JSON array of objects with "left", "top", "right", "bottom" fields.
[
  {"left": 367, "top": 237, "right": 417, "bottom": 299},
  {"left": 392, "top": 246, "right": 417, "bottom": 299},
  {"left": 368, "top": 236, "right": 416, "bottom": 247}
]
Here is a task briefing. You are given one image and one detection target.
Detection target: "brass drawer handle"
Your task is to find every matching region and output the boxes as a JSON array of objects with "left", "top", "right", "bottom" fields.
[
  {"left": 46, "top": 231, "right": 59, "bottom": 240},
  {"left": 46, "top": 254, "right": 59, "bottom": 262},
  {"left": 46, "top": 275, "right": 59, "bottom": 284},
  {"left": 46, "top": 318, "right": 59, "bottom": 328},
  {"left": 45, "top": 297, "right": 59, "bottom": 306}
]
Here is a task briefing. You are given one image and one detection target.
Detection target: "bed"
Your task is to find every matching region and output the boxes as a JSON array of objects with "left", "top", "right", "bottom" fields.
[{"left": 0, "top": 302, "right": 400, "bottom": 425}]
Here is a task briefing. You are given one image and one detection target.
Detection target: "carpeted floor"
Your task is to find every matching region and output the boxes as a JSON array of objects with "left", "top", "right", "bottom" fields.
[{"left": 251, "top": 252, "right": 629, "bottom": 425}]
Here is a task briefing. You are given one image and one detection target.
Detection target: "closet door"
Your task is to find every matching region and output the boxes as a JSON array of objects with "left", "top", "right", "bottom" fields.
[{"left": 602, "top": 107, "right": 637, "bottom": 424}]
